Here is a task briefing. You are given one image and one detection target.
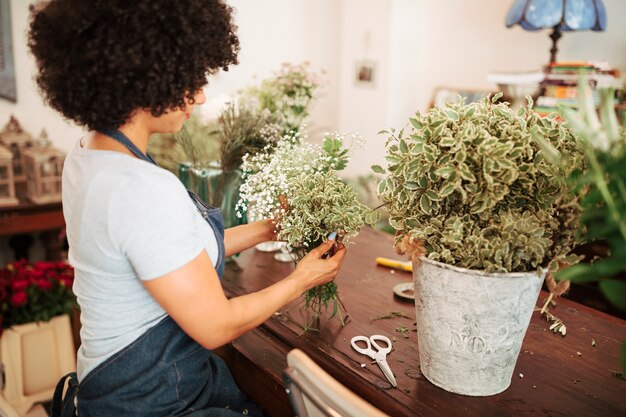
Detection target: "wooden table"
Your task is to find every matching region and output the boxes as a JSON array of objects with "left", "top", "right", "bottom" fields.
[
  {"left": 218, "top": 227, "right": 626, "bottom": 417},
  {"left": 0, "top": 200, "right": 65, "bottom": 260}
]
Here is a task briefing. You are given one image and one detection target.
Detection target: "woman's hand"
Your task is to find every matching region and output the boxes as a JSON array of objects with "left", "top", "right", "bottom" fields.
[{"left": 289, "top": 233, "right": 347, "bottom": 293}]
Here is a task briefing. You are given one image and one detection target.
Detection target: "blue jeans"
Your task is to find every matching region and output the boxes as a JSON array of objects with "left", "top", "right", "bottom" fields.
[{"left": 52, "top": 316, "right": 264, "bottom": 417}]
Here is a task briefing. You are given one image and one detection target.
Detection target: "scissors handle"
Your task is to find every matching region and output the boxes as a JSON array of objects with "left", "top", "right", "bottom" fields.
[
  {"left": 350, "top": 336, "right": 374, "bottom": 357},
  {"left": 369, "top": 335, "right": 392, "bottom": 354},
  {"left": 351, "top": 335, "right": 392, "bottom": 357}
]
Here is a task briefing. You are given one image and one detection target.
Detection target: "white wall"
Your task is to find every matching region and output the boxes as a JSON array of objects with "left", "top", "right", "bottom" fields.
[
  {"left": 337, "top": 0, "right": 392, "bottom": 178},
  {"left": 0, "top": 0, "right": 341, "bottom": 153},
  {"left": 348, "top": 0, "right": 626, "bottom": 177},
  {"left": 404, "top": 0, "right": 626, "bottom": 116},
  {"left": 0, "top": 0, "right": 85, "bottom": 152},
  {"left": 1, "top": 0, "right": 625, "bottom": 173},
  {"left": 203, "top": 0, "right": 341, "bottom": 137}
]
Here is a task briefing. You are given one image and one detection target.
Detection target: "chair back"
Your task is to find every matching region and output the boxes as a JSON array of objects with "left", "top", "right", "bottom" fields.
[{"left": 283, "top": 349, "right": 389, "bottom": 417}]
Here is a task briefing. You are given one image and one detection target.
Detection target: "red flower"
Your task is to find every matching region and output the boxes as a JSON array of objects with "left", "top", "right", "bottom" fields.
[
  {"left": 11, "top": 280, "right": 29, "bottom": 292},
  {"left": 11, "top": 291, "right": 28, "bottom": 307},
  {"left": 36, "top": 278, "right": 53, "bottom": 291},
  {"left": 60, "top": 277, "right": 73, "bottom": 288},
  {"left": 1, "top": 260, "right": 77, "bottom": 329}
]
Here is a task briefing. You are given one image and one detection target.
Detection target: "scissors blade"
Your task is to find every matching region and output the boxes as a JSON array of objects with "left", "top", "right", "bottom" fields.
[{"left": 377, "top": 358, "right": 397, "bottom": 387}]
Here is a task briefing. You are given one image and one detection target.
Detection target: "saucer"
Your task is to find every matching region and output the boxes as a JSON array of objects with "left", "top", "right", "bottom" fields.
[{"left": 393, "top": 282, "right": 415, "bottom": 302}]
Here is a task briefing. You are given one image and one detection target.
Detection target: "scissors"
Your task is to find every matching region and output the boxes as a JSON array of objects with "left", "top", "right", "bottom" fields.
[{"left": 351, "top": 334, "right": 397, "bottom": 387}]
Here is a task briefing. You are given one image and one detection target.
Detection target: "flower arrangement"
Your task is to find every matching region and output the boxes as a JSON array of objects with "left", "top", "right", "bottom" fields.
[
  {"left": 0, "top": 260, "right": 76, "bottom": 335},
  {"left": 237, "top": 131, "right": 378, "bottom": 329},
  {"left": 147, "top": 63, "right": 322, "bottom": 229},
  {"left": 374, "top": 93, "right": 584, "bottom": 273},
  {"left": 241, "top": 62, "right": 323, "bottom": 135}
]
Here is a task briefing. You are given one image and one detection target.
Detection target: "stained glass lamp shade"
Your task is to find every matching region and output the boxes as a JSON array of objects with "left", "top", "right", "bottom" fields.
[{"left": 506, "top": 0, "right": 607, "bottom": 65}]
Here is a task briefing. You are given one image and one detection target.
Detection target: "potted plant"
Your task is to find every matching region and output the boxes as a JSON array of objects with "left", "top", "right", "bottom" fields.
[
  {"left": 373, "top": 94, "right": 583, "bottom": 396},
  {"left": 0, "top": 260, "right": 77, "bottom": 414}
]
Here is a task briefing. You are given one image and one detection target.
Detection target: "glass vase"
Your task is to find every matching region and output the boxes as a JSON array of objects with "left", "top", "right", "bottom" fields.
[{"left": 178, "top": 162, "right": 247, "bottom": 229}]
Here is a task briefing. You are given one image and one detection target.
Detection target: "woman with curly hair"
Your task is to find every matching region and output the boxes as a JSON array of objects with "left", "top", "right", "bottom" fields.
[{"left": 28, "top": 1, "right": 346, "bottom": 416}]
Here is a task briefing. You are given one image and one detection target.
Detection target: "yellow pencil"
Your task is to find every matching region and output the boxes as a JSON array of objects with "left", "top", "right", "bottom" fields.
[{"left": 375, "top": 257, "right": 413, "bottom": 272}]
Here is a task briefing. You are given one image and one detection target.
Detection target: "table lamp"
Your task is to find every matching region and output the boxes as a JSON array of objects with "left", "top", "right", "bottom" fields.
[{"left": 506, "top": 0, "right": 607, "bottom": 66}]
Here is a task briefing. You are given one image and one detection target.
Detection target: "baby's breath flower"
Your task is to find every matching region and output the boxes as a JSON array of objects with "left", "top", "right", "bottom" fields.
[{"left": 237, "top": 131, "right": 380, "bottom": 331}]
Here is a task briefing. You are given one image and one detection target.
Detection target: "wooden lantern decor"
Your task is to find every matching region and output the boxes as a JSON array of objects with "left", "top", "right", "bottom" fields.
[
  {"left": 0, "top": 115, "right": 35, "bottom": 193},
  {"left": 0, "top": 144, "right": 18, "bottom": 206},
  {"left": 23, "top": 146, "right": 65, "bottom": 204}
]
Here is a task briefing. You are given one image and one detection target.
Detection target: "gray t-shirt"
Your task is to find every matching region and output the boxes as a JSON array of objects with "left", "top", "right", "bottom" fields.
[{"left": 63, "top": 137, "right": 219, "bottom": 380}]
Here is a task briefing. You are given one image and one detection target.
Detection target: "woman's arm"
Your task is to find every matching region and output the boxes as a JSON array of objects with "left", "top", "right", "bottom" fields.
[
  {"left": 143, "top": 238, "right": 345, "bottom": 349},
  {"left": 223, "top": 220, "right": 275, "bottom": 257}
]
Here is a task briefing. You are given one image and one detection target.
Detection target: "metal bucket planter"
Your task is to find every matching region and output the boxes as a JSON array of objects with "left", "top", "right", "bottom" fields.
[{"left": 413, "top": 256, "right": 545, "bottom": 396}]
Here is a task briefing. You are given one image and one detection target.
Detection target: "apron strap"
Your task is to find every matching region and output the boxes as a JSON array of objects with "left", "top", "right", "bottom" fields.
[
  {"left": 51, "top": 372, "right": 79, "bottom": 417},
  {"left": 97, "top": 129, "right": 155, "bottom": 164}
]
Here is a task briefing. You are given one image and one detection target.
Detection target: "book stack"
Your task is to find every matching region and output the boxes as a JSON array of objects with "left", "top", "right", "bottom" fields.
[{"left": 534, "top": 61, "right": 624, "bottom": 116}]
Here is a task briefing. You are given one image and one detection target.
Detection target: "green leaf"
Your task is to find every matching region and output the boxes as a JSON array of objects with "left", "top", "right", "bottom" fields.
[
  {"left": 439, "top": 136, "right": 457, "bottom": 147},
  {"left": 377, "top": 179, "right": 388, "bottom": 195},
  {"left": 459, "top": 164, "right": 476, "bottom": 182},
  {"left": 371, "top": 165, "right": 385, "bottom": 174},
  {"left": 599, "top": 279, "right": 626, "bottom": 311},
  {"left": 419, "top": 194, "right": 432, "bottom": 214},
  {"left": 434, "top": 166, "right": 455, "bottom": 178},
  {"left": 439, "top": 182, "right": 456, "bottom": 198},
  {"left": 404, "top": 182, "right": 419, "bottom": 190},
  {"left": 425, "top": 190, "right": 440, "bottom": 201},
  {"left": 556, "top": 256, "right": 626, "bottom": 282},
  {"left": 410, "top": 143, "right": 424, "bottom": 154},
  {"left": 409, "top": 118, "right": 422, "bottom": 129},
  {"left": 385, "top": 156, "right": 400, "bottom": 164},
  {"left": 445, "top": 109, "right": 460, "bottom": 121},
  {"left": 378, "top": 129, "right": 389, "bottom": 135},
  {"left": 556, "top": 262, "right": 608, "bottom": 283}
]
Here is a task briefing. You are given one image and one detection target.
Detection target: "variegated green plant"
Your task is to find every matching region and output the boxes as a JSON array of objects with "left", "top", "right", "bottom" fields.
[{"left": 373, "top": 94, "right": 583, "bottom": 273}]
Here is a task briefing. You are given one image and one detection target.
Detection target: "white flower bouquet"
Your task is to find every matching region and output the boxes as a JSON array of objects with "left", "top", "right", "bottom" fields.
[{"left": 237, "top": 131, "right": 378, "bottom": 329}]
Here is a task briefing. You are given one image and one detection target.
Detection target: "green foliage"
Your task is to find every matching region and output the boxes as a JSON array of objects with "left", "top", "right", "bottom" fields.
[
  {"left": 376, "top": 95, "right": 583, "bottom": 272},
  {"left": 241, "top": 62, "right": 322, "bottom": 135},
  {"left": 555, "top": 86, "right": 626, "bottom": 373}
]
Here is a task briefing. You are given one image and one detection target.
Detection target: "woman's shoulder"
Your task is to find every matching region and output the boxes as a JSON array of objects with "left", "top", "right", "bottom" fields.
[{"left": 115, "top": 163, "right": 188, "bottom": 204}]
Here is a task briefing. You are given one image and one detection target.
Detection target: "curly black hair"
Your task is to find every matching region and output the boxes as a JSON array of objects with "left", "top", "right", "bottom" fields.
[{"left": 28, "top": 0, "right": 239, "bottom": 131}]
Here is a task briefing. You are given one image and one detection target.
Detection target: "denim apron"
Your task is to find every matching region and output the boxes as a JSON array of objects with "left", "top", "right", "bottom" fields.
[{"left": 51, "top": 130, "right": 263, "bottom": 417}]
